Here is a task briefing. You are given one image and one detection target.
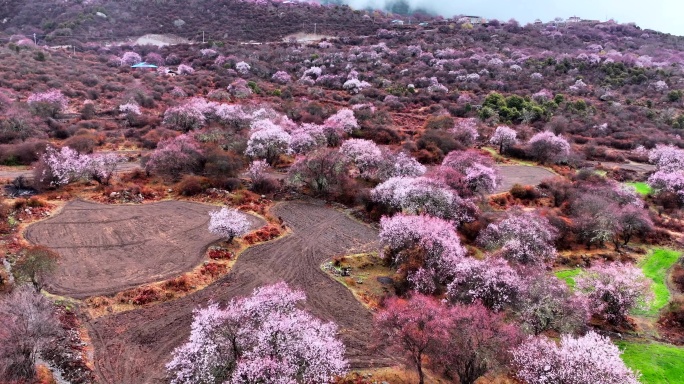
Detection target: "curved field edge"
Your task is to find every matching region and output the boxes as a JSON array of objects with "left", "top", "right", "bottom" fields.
[
  {"left": 635, "top": 249, "right": 681, "bottom": 316},
  {"left": 85, "top": 201, "right": 386, "bottom": 383},
  {"left": 554, "top": 248, "right": 682, "bottom": 316},
  {"left": 618, "top": 341, "right": 684, "bottom": 384},
  {"left": 23, "top": 199, "right": 267, "bottom": 299},
  {"left": 83, "top": 223, "right": 290, "bottom": 319}
]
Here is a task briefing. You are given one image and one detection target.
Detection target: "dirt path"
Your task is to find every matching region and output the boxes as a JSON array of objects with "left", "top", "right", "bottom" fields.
[
  {"left": 0, "top": 167, "right": 32, "bottom": 180},
  {"left": 588, "top": 161, "right": 656, "bottom": 173},
  {"left": 25, "top": 200, "right": 265, "bottom": 298},
  {"left": 494, "top": 164, "right": 557, "bottom": 193},
  {"left": 87, "top": 201, "right": 387, "bottom": 383}
]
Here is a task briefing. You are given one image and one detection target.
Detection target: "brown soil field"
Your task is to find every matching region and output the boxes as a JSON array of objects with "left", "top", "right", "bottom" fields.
[
  {"left": 495, "top": 165, "right": 557, "bottom": 193},
  {"left": 25, "top": 200, "right": 265, "bottom": 298},
  {"left": 87, "top": 200, "right": 388, "bottom": 384}
]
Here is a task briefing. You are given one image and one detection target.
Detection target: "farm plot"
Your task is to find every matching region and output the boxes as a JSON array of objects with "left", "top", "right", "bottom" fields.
[
  {"left": 88, "top": 201, "right": 387, "bottom": 384},
  {"left": 25, "top": 200, "right": 265, "bottom": 298},
  {"left": 494, "top": 164, "right": 556, "bottom": 193}
]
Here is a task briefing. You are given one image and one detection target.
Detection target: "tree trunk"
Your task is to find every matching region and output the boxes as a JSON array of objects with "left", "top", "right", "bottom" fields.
[
  {"left": 31, "top": 274, "right": 41, "bottom": 293},
  {"left": 413, "top": 354, "right": 425, "bottom": 384}
]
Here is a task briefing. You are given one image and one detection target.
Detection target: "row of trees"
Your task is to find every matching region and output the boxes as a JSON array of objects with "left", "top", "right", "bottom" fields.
[
  {"left": 376, "top": 293, "right": 640, "bottom": 384},
  {"left": 169, "top": 276, "right": 645, "bottom": 384}
]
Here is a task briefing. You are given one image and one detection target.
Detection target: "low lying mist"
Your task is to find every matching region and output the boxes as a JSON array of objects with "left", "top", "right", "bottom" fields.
[{"left": 319, "top": 0, "right": 464, "bottom": 17}]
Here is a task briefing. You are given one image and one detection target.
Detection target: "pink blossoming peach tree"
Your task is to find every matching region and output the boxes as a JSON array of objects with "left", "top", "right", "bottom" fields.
[{"left": 166, "top": 283, "right": 347, "bottom": 384}]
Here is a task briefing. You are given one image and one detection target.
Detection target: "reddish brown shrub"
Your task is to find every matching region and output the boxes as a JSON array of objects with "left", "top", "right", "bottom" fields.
[
  {"left": 163, "top": 275, "right": 191, "bottom": 292},
  {"left": 0, "top": 140, "right": 48, "bottom": 165},
  {"left": 510, "top": 184, "right": 539, "bottom": 200},
  {"left": 63, "top": 134, "right": 97, "bottom": 154},
  {"left": 140, "top": 128, "right": 179, "bottom": 149},
  {"left": 423, "top": 115, "right": 454, "bottom": 130},
  {"left": 175, "top": 175, "right": 209, "bottom": 196},
  {"left": 208, "top": 248, "right": 234, "bottom": 260},
  {"left": 251, "top": 177, "right": 280, "bottom": 194},
  {"left": 131, "top": 286, "right": 161, "bottom": 305},
  {"left": 659, "top": 298, "right": 684, "bottom": 345},
  {"left": 203, "top": 148, "right": 243, "bottom": 180},
  {"left": 673, "top": 264, "right": 684, "bottom": 293},
  {"left": 200, "top": 262, "right": 227, "bottom": 277}
]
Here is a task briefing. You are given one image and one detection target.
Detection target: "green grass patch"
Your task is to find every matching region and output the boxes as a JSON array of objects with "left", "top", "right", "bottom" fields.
[
  {"left": 555, "top": 268, "right": 582, "bottom": 288},
  {"left": 618, "top": 341, "right": 684, "bottom": 384},
  {"left": 626, "top": 182, "right": 653, "bottom": 196},
  {"left": 481, "top": 146, "right": 498, "bottom": 156},
  {"left": 635, "top": 249, "right": 681, "bottom": 316}
]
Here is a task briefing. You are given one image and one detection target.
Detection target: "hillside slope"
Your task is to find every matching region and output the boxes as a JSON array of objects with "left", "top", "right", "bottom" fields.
[{"left": 0, "top": 0, "right": 379, "bottom": 43}]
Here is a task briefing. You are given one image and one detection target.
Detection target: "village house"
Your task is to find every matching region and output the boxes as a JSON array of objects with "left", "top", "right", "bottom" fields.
[{"left": 458, "top": 15, "right": 487, "bottom": 25}]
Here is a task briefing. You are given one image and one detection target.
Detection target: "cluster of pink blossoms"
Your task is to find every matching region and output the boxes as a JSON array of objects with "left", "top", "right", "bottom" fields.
[
  {"left": 38, "top": 146, "right": 123, "bottom": 187},
  {"left": 512, "top": 331, "right": 640, "bottom": 384},
  {"left": 166, "top": 283, "right": 347, "bottom": 384}
]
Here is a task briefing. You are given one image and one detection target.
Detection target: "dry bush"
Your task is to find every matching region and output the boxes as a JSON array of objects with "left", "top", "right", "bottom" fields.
[
  {"left": 131, "top": 286, "right": 162, "bottom": 305},
  {"left": 423, "top": 115, "right": 454, "bottom": 131},
  {"left": 63, "top": 134, "right": 97, "bottom": 154},
  {"left": 163, "top": 275, "right": 192, "bottom": 292},
  {"left": 673, "top": 264, "right": 684, "bottom": 293},
  {"left": 85, "top": 296, "right": 112, "bottom": 309},
  {"left": 200, "top": 262, "right": 227, "bottom": 278},
  {"left": 0, "top": 140, "right": 48, "bottom": 165},
  {"left": 13, "top": 197, "right": 47, "bottom": 209},
  {"left": 243, "top": 225, "right": 281, "bottom": 245},
  {"left": 509, "top": 184, "right": 539, "bottom": 200},
  {"left": 175, "top": 175, "right": 210, "bottom": 196},
  {"left": 251, "top": 177, "right": 280, "bottom": 194},
  {"left": 659, "top": 298, "right": 684, "bottom": 345},
  {"left": 208, "top": 248, "right": 234, "bottom": 260}
]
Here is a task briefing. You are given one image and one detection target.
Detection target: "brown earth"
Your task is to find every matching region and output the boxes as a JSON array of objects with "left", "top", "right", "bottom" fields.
[
  {"left": 495, "top": 165, "right": 557, "bottom": 193},
  {"left": 87, "top": 200, "right": 388, "bottom": 384},
  {"left": 25, "top": 199, "right": 265, "bottom": 298},
  {"left": 588, "top": 160, "right": 656, "bottom": 173}
]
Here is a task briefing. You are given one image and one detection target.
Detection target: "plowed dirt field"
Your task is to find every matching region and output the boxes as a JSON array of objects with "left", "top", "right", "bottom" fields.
[
  {"left": 25, "top": 200, "right": 265, "bottom": 298},
  {"left": 86, "top": 201, "right": 386, "bottom": 383}
]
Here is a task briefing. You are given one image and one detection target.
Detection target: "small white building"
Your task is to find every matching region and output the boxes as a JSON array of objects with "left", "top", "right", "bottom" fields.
[{"left": 461, "top": 15, "right": 486, "bottom": 25}]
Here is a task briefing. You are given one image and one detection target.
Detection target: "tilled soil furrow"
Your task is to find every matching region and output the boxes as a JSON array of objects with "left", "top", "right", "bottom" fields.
[
  {"left": 88, "top": 201, "right": 390, "bottom": 383},
  {"left": 25, "top": 200, "right": 265, "bottom": 298}
]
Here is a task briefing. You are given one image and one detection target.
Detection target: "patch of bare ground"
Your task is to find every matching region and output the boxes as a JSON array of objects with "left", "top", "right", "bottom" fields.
[
  {"left": 494, "top": 164, "right": 557, "bottom": 193},
  {"left": 87, "top": 200, "right": 389, "bottom": 384},
  {"left": 323, "top": 253, "right": 394, "bottom": 310},
  {"left": 24, "top": 199, "right": 265, "bottom": 298}
]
